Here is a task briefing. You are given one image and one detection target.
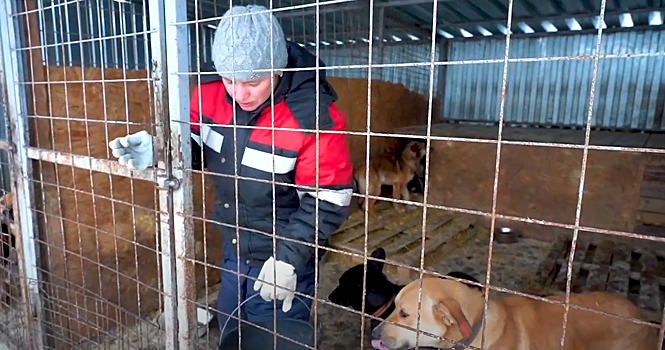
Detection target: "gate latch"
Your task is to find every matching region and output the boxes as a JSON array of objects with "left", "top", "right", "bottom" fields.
[{"left": 157, "top": 174, "right": 181, "bottom": 191}]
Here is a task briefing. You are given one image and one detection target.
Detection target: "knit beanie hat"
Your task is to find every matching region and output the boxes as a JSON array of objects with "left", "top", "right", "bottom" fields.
[{"left": 211, "top": 5, "right": 288, "bottom": 82}]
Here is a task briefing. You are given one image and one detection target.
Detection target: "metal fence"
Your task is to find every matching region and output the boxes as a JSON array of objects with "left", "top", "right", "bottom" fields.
[
  {"left": 39, "top": 0, "right": 440, "bottom": 100},
  {"left": 0, "top": 5, "right": 39, "bottom": 348},
  {"left": 1, "top": 0, "right": 665, "bottom": 350},
  {"left": 442, "top": 29, "right": 665, "bottom": 130}
]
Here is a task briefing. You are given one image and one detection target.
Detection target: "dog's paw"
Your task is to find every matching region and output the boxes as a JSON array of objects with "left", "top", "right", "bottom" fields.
[{"left": 395, "top": 206, "right": 406, "bottom": 213}]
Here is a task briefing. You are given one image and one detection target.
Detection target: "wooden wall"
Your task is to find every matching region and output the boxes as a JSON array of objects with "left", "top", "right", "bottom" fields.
[{"left": 395, "top": 123, "right": 657, "bottom": 243}]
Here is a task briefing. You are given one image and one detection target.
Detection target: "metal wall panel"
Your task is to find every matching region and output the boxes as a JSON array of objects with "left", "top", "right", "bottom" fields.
[
  {"left": 41, "top": 0, "right": 150, "bottom": 70},
  {"left": 317, "top": 43, "right": 441, "bottom": 97},
  {"left": 443, "top": 30, "right": 665, "bottom": 130},
  {"left": 38, "top": 0, "right": 439, "bottom": 97},
  {"left": 185, "top": 37, "right": 441, "bottom": 97}
]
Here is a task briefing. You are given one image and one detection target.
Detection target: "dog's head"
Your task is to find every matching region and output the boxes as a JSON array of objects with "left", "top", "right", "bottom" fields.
[
  {"left": 371, "top": 277, "right": 482, "bottom": 350},
  {"left": 445, "top": 271, "right": 482, "bottom": 291},
  {"left": 327, "top": 247, "right": 401, "bottom": 317},
  {"left": 401, "top": 141, "right": 427, "bottom": 161},
  {"left": 0, "top": 193, "right": 13, "bottom": 223}
]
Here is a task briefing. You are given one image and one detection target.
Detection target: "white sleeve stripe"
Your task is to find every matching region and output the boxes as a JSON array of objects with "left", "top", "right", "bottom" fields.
[
  {"left": 297, "top": 188, "right": 353, "bottom": 207},
  {"left": 192, "top": 134, "right": 201, "bottom": 146},
  {"left": 242, "top": 147, "right": 297, "bottom": 174}
]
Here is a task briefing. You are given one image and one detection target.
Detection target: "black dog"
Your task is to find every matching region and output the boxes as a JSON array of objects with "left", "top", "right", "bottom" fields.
[{"left": 327, "top": 247, "right": 481, "bottom": 330}]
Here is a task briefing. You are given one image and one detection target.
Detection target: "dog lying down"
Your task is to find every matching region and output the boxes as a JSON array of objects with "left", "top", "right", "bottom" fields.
[
  {"left": 371, "top": 276, "right": 659, "bottom": 350},
  {"left": 327, "top": 247, "right": 481, "bottom": 332}
]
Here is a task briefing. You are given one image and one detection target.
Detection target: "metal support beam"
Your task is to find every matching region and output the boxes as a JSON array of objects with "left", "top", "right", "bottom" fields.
[
  {"left": 377, "top": 7, "right": 385, "bottom": 61},
  {"left": 0, "top": 1, "right": 45, "bottom": 349},
  {"left": 273, "top": 0, "right": 462, "bottom": 19},
  {"left": 0, "top": 139, "right": 9, "bottom": 150},
  {"left": 24, "top": 148, "right": 157, "bottom": 182},
  {"left": 383, "top": 7, "right": 434, "bottom": 39},
  {"left": 444, "top": 23, "right": 662, "bottom": 42},
  {"left": 276, "top": 1, "right": 366, "bottom": 19},
  {"left": 437, "top": 6, "right": 665, "bottom": 30},
  {"left": 148, "top": 0, "right": 179, "bottom": 349},
  {"left": 436, "top": 39, "right": 449, "bottom": 121},
  {"left": 164, "top": 0, "right": 197, "bottom": 348}
]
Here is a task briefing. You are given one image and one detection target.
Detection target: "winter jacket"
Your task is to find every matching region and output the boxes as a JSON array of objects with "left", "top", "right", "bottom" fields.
[{"left": 189, "top": 41, "right": 353, "bottom": 273}]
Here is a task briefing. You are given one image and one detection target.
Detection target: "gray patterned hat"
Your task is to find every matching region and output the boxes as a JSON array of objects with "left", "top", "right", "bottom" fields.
[{"left": 211, "top": 5, "right": 288, "bottom": 82}]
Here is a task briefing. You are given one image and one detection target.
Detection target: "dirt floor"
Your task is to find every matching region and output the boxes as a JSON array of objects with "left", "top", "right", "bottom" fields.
[
  {"left": 313, "top": 204, "right": 554, "bottom": 350},
  {"left": 190, "top": 199, "right": 557, "bottom": 350},
  {"left": 19, "top": 199, "right": 665, "bottom": 350}
]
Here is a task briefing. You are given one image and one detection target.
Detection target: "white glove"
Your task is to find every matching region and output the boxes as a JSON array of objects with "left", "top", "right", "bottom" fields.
[
  {"left": 253, "top": 257, "right": 297, "bottom": 313},
  {"left": 108, "top": 130, "right": 155, "bottom": 171}
]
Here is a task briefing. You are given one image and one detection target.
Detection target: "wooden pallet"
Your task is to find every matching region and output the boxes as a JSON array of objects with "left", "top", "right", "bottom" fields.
[
  {"left": 331, "top": 202, "right": 479, "bottom": 283},
  {"left": 528, "top": 235, "right": 665, "bottom": 323},
  {"left": 637, "top": 164, "right": 665, "bottom": 227}
]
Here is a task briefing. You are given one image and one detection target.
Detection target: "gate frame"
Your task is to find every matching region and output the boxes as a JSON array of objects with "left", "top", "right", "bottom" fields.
[
  {"left": 0, "top": 0, "right": 198, "bottom": 348},
  {"left": 0, "top": 1, "right": 46, "bottom": 348},
  {"left": 150, "top": 0, "right": 198, "bottom": 347}
]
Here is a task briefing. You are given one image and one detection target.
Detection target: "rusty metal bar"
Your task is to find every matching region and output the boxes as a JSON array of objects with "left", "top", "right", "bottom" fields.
[
  {"left": 148, "top": 0, "right": 178, "bottom": 348},
  {"left": 412, "top": 0, "right": 441, "bottom": 347},
  {"left": 559, "top": 1, "right": 608, "bottom": 349},
  {"left": 359, "top": 0, "right": 377, "bottom": 348},
  {"left": 24, "top": 147, "right": 157, "bottom": 182},
  {"left": 164, "top": 0, "right": 197, "bottom": 347},
  {"left": 0, "top": 0, "right": 45, "bottom": 348}
]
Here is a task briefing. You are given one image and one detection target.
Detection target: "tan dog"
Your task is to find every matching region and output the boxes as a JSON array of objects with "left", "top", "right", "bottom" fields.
[
  {"left": 0, "top": 193, "right": 13, "bottom": 211},
  {"left": 371, "top": 277, "right": 658, "bottom": 350},
  {"left": 355, "top": 141, "right": 425, "bottom": 214}
]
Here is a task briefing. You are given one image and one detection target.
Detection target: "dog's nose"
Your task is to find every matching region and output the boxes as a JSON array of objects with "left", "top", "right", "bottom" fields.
[{"left": 371, "top": 325, "right": 381, "bottom": 339}]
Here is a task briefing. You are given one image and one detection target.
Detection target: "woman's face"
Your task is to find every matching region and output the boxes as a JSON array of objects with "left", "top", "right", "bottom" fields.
[{"left": 222, "top": 74, "right": 278, "bottom": 111}]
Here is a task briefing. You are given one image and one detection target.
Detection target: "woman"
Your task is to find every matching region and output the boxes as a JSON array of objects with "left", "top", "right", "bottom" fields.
[{"left": 108, "top": 4, "right": 354, "bottom": 342}]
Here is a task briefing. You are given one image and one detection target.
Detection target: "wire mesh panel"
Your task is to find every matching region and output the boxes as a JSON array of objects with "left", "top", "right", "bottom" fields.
[
  {"left": 0, "top": 31, "right": 31, "bottom": 349},
  {"left": 155, "top": 0, "right": 665, "bottom": 349},
  {"left": 0, "top": 0, "right": 186, "bottom": 348},
  {"left": 0, "top": 0, "right": 664, "bottom": 349}
]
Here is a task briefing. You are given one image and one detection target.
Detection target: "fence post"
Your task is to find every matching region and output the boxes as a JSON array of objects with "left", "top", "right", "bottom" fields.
[
  {"left": 147, "top": 0, "right": 178, "bottom": 348},
  {"left": 163, "top": 0, "right": 197, "bottom": 347},
  {"left": 0, "top": 1, "right": 45, "bottom": 349},
  {"left": 149, "top": 0, "right": 196, "bottom": 348}
]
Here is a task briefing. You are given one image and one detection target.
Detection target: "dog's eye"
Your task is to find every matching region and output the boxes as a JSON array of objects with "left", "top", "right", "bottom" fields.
[{"left": 399, "top": 310, "right": 409, "bottom": 318}]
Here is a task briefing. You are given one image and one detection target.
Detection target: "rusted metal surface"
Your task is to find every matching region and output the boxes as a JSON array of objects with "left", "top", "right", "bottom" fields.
[
  {"left": 25, "top": 147, "right": 156, "bottom": 182},
  {"left": 148, "top": 0, "right": 178, "bottom": 349},
  {"left": 150, "top": 0, "right": 198, "bottom": 348},
  {"left": 559, "top": 3, "right": 608, "bottom": 348},
  {"left": 165, "top": 0, "right": 197, "bottom": 345},
  {"left": 0, "top": 0, "right": 44, "bottom": 348}
]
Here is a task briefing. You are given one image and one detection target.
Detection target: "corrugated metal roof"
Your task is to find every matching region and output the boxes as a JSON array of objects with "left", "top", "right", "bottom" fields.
[{"left": 187, "top": 0, "right": 665, "bottom": 45}]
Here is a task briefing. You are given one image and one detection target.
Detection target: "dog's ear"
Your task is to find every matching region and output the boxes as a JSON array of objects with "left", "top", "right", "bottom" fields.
[
  {"left": 409, "top": 142, "right": 420, "bottom": 153},
  {"left": 369, "top": 248, "right": 386, "bottom": 271},
  {"left": 432, "top": 298, "right": 472, "bottom": 338},
  {"left": 371, "top": 247, "right": 386, "bottom": 260}
]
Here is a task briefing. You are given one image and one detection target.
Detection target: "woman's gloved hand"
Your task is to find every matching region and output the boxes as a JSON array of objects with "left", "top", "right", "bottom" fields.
[
  {"left": 108, "top": 130, "right": 155, "bottom": 171},
  {"left": 253, "top": 256, "right": 298, "bottom": 313}
]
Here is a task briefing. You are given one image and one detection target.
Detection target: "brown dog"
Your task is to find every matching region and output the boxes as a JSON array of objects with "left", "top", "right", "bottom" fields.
[
  {"left": 355, "top": 141, "right": 425, "bottom": 214},
  {"left": 371, "top": 277, "right": 658, "bottom": 350}
]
